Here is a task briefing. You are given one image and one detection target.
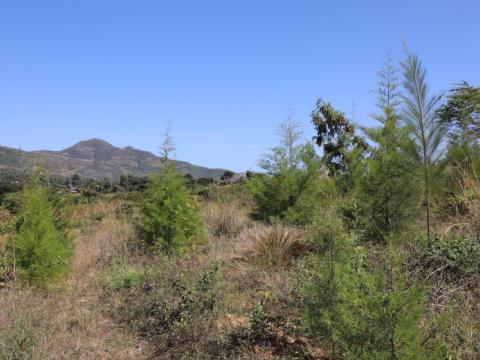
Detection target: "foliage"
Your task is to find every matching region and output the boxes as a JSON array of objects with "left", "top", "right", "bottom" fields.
[
  {"left": 401, "top": 46, "right": 446, "bottom": 239},
  {"left": 302, "top": 213, "right": 442, "bottom": 359},
  {"left": 7, "top": 176, "right": 74, "bottom": 285},
  {"left": 417, "top": 235, "right": 480, "bottom": 278},
  {"left": 249, "top": 117, "right": 321, "bottom": 223},
  {"left": 221, "top": 170, "right": 235, "bottom": 182},
  {"left": 138, "top": 170, "right": 203, "bottom": 253},
  {"left": 138, "top": 128, "right": 203, "bottom": 253},
  {"left": 438, "top": 81, "right": 480, "bottom": 141},
  {"left": 111, "top": 261, "right": 221, "bottom": 357},
  {"left": 311, "top": 99, "right": 367, "bottom": 189},
  {"left": 103, "top": 262, "right": 144, "bottom": 292},
  {"left": 358, "top": 56, "right": 421, "bottom": 241}
]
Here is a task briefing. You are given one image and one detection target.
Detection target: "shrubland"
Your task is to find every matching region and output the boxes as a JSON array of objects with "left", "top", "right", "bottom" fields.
[{"left": 1, "top": 47, "right": 480, "bottom": 359}]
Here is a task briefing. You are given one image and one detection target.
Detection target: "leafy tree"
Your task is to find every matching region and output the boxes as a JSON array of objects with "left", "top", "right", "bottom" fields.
[
  {"left": 138, "top": 128, "right": 203, "bottom": 252},
  {"left": 438, "top": 82, "right": 480, "bottom": 142},
  {"left": 221, "top": 170, "right": 235, "bottom": 182},
  {"left": 249, "top": 116, "right": 320, "bottom": 223},
  {"left": 437, "top": 83, "right": 480, "bottom": 201},
  {"left": 102, "top": 177, "right": 112, "bottom": 193},
  {"left": 359, "top": 55, "right": 421, "bottom": 241},
  {"left": 401, "top": 47, "right": 445, "bottom": 239},
  {"left": 71, "top": 173, "right": 81, "bottom": 187},
  {"left": 311, "top": 99, "right": 367, "bottom": 190},
  {"left": 7, "top": 175, "right": 74, "bottom": 284}
]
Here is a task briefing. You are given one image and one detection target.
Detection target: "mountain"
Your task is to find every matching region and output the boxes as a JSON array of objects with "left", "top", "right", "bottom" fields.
[{"left": 0, "top": 139, "right": 230, "bottom": 181}]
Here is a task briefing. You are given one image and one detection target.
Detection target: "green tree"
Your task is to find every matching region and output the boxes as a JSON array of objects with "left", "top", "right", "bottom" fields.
[
  {"left": 311, "top": 99, "right": 367, "bottom": 191},
  {"left": 71, "top": 173, "right": 81, "bottom": 187},
  {"left": 138, "top": 127, "right": 203, "bottom": 252},
  {"left": 360, "top": 55, "right": 421, "bottom": 241},
  {"left": 437, "top": 83, "right": 480, "bottom": 198},
  {"left": 8, "top": 175, "right": 74, "bottom": 284},
  {"left": 221, "top": 170, "right": 235, "bottom": 182},
  {"left": 401, "top": 47, "right": 445, "bottom": 239},
  {"left": 438, "top": 81, "right": 480, "bottom": 142},
  {"left": 249, "top": 116, "right": 321, "bottom": 223}
]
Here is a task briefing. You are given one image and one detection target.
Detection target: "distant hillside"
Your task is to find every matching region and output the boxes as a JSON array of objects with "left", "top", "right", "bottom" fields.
[{"left": 0, "top": 139, "right": 230, "bottom": 181}]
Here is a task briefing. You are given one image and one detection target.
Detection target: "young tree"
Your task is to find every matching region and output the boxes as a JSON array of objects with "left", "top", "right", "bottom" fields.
[
  {"left": 138, "top": 127, "right": 203, "bottom": 252},
  {"left": 401, "top": 47, "right": 445, "bottom": 239},
  {"left": 303, "top": 213, "right": 440, "bottom": 359},
  {"left": 311, "top": 99, "right": 367, "bottom": 191},
  {"left": 8, "top": 175, "right": 74, "bottom": 284},
  {"left": 249, "top": 115, "right": 320, "bottom": 223},
  {"left": 360, "top": 55, "right": 421, "bottom": 241}
]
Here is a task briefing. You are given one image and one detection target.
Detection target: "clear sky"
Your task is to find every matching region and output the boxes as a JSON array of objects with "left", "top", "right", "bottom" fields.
[{"left": 1, "top": 0, "right": 479, "bottom": 172}]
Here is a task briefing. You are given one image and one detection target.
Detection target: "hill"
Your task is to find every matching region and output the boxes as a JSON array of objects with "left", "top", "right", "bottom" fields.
[{"left": 0, "top": 139, "right": 230, "bottom": 181}]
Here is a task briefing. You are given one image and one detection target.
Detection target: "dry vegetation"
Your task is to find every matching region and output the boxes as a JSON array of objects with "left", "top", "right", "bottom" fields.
[
  {"left": 0, "top": 189, "right": 321, "bottom": 359},
  {"left": 0, "top": 200, "right": 148, "bottom": 359}
]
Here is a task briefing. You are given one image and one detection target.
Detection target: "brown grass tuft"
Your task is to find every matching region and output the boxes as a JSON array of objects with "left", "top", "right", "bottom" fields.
[{"left": 238, "top": 224, "right": 307, "bottom": 266}]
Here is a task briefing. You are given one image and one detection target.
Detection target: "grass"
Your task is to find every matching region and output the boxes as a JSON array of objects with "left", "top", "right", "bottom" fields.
[
  {"left": 1, "top": 184, "right": 479, "bottom": 359},
  {"left": 238, "top": 223, "right": 308, "bottom": 266}
]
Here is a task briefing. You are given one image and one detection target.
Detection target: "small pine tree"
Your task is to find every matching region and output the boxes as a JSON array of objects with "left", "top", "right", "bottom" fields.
[
  {"left": 303, "top": 212, "right": 439, "bottom": 359},
  {"left": 138, "top": 126, "right": 203, "bottom": 252},
  {"left": 249, "top": 115, "right": 321, "bottom": 223},
  {"left": 8, "top": 175, "right": 73, "bottom": 285},
  {"left": 359, "top": 55, "right": 421, "bottom": 241}
]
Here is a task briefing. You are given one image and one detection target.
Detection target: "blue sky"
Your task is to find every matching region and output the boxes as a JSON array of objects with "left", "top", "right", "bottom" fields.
[{"left": 1, "top": 0, "right": 479, "bottom": 172}]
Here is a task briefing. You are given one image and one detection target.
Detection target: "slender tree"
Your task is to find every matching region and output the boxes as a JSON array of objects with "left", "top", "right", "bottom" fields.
[
  {"left": 361, "top": 55, "right": 420, "bottom": 241},
  {"left": 400, "top": 47, "right": 445, "bottom": 239}
]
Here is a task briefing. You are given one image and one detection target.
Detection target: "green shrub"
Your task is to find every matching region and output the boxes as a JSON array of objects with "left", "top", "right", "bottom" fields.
[
  {"left": 103, "top": 262, "right": 144, "bottom": 292},
  {"left": 111, "top": 262, "right": 221, "bottom": 357},
  {"left": 302, "top": 213, "right": 444, "bottom": 359},
  {"left": 418, "top": 235, "right": 480, "bottom": 278},
  {"left": 137, "top": 168, "right": 203, "bottom": 253},
  {"left": 7, "top": 178, "right": 74, "bottom": 285}
]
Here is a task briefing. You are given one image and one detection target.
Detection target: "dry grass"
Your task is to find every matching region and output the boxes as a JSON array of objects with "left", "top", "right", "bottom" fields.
[
  {"left": 238, "top": 224, "right": 307, "bottom": 267},
  {"left": 0, "top": 199, "right": 149, "bottom": 359},
  {"left": 458, "top": 167, "right": 480, "bottom": 239},
  {"left": 202, "top": 200, "right": 249, "bottom": 239}
]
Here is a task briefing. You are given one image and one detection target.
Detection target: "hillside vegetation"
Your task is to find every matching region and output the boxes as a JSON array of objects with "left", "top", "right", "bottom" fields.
[{"left": 1, "top": 48, "right": 480, "bottom": 359}]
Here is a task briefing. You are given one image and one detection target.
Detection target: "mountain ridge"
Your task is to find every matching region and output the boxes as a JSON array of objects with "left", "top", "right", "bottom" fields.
[{"left": 0, "top": 139, "right": 231, "bottom": 181}]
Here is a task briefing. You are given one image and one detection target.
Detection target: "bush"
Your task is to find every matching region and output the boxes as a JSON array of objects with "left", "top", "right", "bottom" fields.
[
  {"left": 418, "top": 235, "right": 480, "bottom": 278},
  {"left": 110, "top": 262, "right": 221, "bottom": 357},
  {"left": 302, "top": 213, "right": 445, "bottom": 359},
  {"left": 7, "top": 178, "right": 74, "bottom": 285},
  {"left": 137, "top": 169, "right": 203, "bottom": 253},
  {"left": 103, "top": 262, "right": 144, "bottom": 292}
]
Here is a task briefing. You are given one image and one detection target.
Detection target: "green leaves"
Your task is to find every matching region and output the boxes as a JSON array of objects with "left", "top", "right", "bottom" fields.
[
  {"left": 138, "top": 167, "right": 203, "bottom": 253},
  {"left": 8, "top": 176, "right": 74, "bottom": 285}
]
